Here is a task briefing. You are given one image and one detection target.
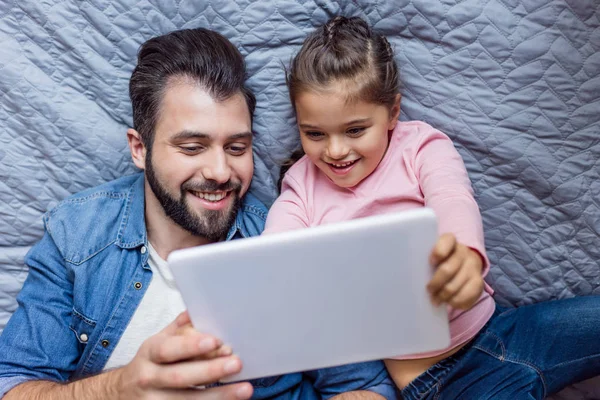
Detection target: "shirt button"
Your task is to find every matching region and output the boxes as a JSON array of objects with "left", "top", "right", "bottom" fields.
[
  {"left": 134, "top": 282, "right": 143, "bottom": 290},
  {"left": 80, "top": 333, "right": 88, "bottom": 343},
  {"left": 140, "top": 246, "right": 147, "bottom": 254},
  {"left": 101, "top": 340, "right": 110, "bottom": 348}
]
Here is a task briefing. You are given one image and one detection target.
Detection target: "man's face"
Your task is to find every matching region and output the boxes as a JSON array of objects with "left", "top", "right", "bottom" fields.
[{"left": 144, "top": 81, "right": 254, "bottom": 242}]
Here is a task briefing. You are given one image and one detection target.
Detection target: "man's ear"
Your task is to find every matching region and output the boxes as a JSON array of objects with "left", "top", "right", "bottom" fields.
[
  {"left": 127, "top": 129, "right": 146, "bottom": 170},
  {"left": 387, "top": 94, "right": 402, "bottom": 131}
]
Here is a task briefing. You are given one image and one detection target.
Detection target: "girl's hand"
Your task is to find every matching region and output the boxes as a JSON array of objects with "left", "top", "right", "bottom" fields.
[{"left": 426, "top": 233, "right": 485, "bottom": 310}]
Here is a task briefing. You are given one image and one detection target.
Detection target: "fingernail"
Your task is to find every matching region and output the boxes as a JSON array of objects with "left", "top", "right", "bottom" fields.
[
  {"left": 236, "top": 384, "right": 252, "bottom": 399},
  {"left": 198, "top": 337, "right": 214, "bottom": 351},
  {"left": 219, "top": 345, "right": 233, "bottom": 356},
  {"left": 224, "top": 358, "right": 241, "bottom": 374}
]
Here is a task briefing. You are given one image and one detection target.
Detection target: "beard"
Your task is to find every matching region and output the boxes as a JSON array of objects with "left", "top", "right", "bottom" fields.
[{"left": 145, "top": 151, "right": 242, "bottom": 242}]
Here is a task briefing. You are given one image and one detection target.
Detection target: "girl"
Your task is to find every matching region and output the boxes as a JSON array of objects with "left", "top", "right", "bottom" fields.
[{"left": 264, "top": 16, "right": 600, "bottom": 400}]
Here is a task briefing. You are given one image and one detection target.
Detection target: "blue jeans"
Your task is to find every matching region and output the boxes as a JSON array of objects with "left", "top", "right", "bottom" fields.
[{"left": 401, "top": 296, "right": 600, "bottom": 399}]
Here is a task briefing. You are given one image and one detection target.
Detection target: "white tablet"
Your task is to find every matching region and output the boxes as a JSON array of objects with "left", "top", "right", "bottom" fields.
[{"left": 168, "top": 207, "right": 450, "bottom": 382}]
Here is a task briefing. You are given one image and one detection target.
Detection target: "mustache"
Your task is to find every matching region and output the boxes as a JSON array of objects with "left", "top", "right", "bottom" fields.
[{"left": 182, "top": 179, "right": 242, "bottom": 193}]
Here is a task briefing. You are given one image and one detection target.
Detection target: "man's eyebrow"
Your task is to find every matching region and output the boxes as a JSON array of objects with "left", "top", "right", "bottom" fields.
[
  {"left": 228, "top": 131, "right": 253, "bottom": 140},
  {"left": 171, "top": 131, "right": 253, "bottom": 141},
  {"left": 171, "top": 130, "right": 210, "bottom": 141}
]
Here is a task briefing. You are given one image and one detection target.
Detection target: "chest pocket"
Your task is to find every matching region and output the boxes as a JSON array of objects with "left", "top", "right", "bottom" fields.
[{"left": 69, "top": 308, "right": 97, "bottom": 346}]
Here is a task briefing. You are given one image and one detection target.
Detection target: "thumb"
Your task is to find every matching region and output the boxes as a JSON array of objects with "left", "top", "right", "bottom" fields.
[{"left": 429, "top": 233, "right": 456, "bottom": 267}]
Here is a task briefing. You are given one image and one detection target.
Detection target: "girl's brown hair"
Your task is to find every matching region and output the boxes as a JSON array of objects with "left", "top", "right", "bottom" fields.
[{"left": 279, "top": 16, "right": 400, "bottom": 191}]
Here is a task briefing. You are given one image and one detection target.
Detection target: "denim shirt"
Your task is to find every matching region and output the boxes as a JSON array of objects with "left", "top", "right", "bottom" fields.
[{"left": 0, "top": 173, "right": 395, "bottom": 399}]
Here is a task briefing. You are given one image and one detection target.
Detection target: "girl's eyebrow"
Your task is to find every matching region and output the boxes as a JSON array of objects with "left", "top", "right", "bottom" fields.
[
  {"left": 344, "top": 118, "right": 371, "bottom": 125},
  {"left": 299, "top": 118, "right": 371, "bottom": 130},
  {"left": 299, "top": 123, "right": 321, "bottom": 129}
]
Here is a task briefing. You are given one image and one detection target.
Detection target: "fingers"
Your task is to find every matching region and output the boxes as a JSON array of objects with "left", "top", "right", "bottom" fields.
[
  {"left": 429, "top": 233, "right": 456, "bottom": 266},
  {"left": 148, "top": 355, "right": 244, "bottom": 389},
  {"left": 449, "top": 276, "right": 485, "bottom": 310},
  {"left": 197, "top": 382, "right": 253, "bottom": 400},
  {"left": 175, "top": 322, "right": 196, "bottom": 336},
  {"left": 158, "top": 382, "right": 253, "bottom": 400},
  {"left": 428, "top": 239, "right": 486, "bottom": 309},
  {"left": 174, "top": 323, "right": 232, "bottom": 359},
  {"left": 431, "top": 263, "right": 470, "bottom": 306},
  {"left": 427, "top": 248, "right": 462, "bottom": 295},
  {"left": 204, "top": 344, "right": 234, "bottom": 359},
  {"left": 176, "top": 311, "right": 192, "bottom": 327},
  {"left": 158, "top": 311, "right": 192, "bottom": 338},
  {"left": 147, "top": 332, "right": 223, "bottom": 364}
]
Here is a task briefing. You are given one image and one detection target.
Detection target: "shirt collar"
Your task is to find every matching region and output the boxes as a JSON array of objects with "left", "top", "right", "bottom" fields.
[{"left": 115, "top": 173, "right": 147, "bottom": 249}]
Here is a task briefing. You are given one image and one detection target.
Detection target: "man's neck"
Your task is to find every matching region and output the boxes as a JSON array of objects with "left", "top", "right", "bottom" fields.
[{"left": 143, "top": 181, "right": 210, "bottom": 260}]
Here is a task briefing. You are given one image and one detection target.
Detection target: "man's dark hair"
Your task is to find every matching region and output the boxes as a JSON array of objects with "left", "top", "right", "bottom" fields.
[{"left": 129, "top": 28, "right": 256, "bottom": 150}]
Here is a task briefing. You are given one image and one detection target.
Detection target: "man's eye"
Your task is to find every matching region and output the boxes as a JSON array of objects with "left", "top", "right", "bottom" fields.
[
  {"left": 227, "top": 145, "right": 247, "bottom": 155},
  {"left": 346, "top": 127, "right": 365, "bottom": 136},
  {"left": 180, "top": 146, "right": 203, "bottom": 153}
]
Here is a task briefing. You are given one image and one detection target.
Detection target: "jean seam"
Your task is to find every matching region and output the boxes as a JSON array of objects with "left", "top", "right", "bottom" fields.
[
  {"left": 488, "top": 332, "right": 507, "bottom": 358},
  {"left": 433, "top": 382, "right": 442, "bottom": 400},
  {"left": 416, "top": 383, "right": 438, "bottom": 400},
  {"left": 548, "top": 352, "right": 600, "bottom": 370},
  {"left": 472, "top": 346, "right": 548, "bottom": 398}
]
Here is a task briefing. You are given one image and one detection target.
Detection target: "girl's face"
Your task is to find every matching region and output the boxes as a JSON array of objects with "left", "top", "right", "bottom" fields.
[{"left": 294, "top": 85, "right": 400, "bottom": 188}]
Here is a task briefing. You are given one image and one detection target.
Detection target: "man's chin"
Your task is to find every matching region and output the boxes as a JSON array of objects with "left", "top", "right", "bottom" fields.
[{"left": 184, "top": 193, "right": 239, "bottom": 238}]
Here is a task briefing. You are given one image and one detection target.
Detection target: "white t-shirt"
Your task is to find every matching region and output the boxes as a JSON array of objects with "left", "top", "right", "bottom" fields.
[{"left": 104, "top": 243, "right": 186, "bottom": 370}]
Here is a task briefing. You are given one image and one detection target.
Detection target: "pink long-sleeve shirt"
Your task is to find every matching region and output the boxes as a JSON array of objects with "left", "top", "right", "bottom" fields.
[{"left": 264, "top": 120, "right": 495, "bottom": 359}]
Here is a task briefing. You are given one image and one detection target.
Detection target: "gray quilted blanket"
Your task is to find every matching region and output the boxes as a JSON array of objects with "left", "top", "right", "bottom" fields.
[{"left": 0, "top": 0, "right": 599, "bottom": 398}]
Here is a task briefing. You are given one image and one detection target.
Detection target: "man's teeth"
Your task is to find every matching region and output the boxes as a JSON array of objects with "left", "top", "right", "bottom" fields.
[
  {"left": 192, "top": 191, "right": 227, "bottom": 202},
  {"left": 331, "top": 160, "right": 356, "bottom": 168}
]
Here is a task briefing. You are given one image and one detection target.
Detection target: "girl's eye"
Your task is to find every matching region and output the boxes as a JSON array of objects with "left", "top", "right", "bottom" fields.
[
  {"left": 347, "top": 127, "right": 365, "bottom": 136},
  {"left": 305, "top": 131, "right": 324, "bottom": 139}
]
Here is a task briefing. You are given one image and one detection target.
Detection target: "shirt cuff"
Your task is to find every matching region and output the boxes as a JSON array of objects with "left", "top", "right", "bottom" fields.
[
  {"left": 0, "top": 375, "right": 34, "bottom": 398},
  {"left": 363, "top": 380, "right": 399, "bottom": 399}
]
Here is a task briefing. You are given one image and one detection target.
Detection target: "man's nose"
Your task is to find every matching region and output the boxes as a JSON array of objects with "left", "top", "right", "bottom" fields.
[{"left": 201, "top": 150, "right": 232, "bottom": 184}]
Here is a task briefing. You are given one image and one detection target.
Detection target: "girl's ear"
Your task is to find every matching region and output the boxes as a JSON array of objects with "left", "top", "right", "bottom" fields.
[{"left": 388, "top": 94, "right": 401, "bottom": 130}]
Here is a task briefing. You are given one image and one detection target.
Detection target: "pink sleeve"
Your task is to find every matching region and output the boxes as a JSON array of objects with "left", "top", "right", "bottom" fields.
[
  {"left": 263, "top": 173, "right": 310, "bottom": 235},
  {"left": 414, "top": 129, "right": 491, "bottom": 277}
]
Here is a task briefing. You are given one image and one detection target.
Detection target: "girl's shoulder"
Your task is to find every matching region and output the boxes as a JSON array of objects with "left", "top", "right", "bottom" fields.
[
  {"left": 285, "top": 153, "right": 313, "bottom": 178},
  {"left": 390, "top": 120, "right": 453, "bottom": 149},
  {"left": 393, "top": 120, "right": 449, "bottom": 139},
  {"left": 281, "top": 154, "right": 321, "bottom": 189}
]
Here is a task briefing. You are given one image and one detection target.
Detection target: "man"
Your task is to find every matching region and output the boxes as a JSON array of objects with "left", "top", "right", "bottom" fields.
[{"left": 0, "top": 28, "right": 395, "bottom": 399}]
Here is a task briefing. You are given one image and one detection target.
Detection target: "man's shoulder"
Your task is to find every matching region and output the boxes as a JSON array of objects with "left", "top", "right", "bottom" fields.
[
  {"left": 240, "top": 191, "right": 268, "bottom": 219},
  {"left": 43, "top": 173, "right": 144, "bottom": 264},
  {"left": 236, "top": 191, "right": 268, "bottom": 238}
]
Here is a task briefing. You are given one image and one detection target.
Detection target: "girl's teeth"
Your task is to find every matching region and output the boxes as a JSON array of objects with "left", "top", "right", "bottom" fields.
[{"left": 332, "top": 160, "right": 355, "bottom": 167}]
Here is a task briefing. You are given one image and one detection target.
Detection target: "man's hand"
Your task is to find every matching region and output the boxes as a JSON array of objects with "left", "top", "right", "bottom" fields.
[
  {"left": 5, "top": 312, "right": 253, "bottom": 400},
  {"left": 117, "top": 311, "right": 253, "bottom": 399},
  {"left": 427, "top": 233, "right": 484, "bottom": 310}
]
